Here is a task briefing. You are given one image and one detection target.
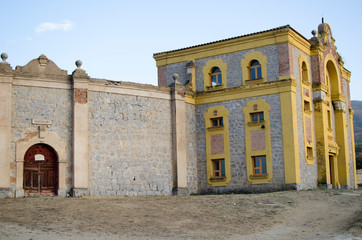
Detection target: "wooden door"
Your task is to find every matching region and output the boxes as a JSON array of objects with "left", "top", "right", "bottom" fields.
[{"left": 24, "top": 144, "right": 58, "bottom": 196}]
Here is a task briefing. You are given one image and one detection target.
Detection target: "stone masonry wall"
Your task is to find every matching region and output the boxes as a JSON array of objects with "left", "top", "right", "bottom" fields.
[
  {"left": 162, "top": 45, "right": 280, "bottom": 93},
  {"left": 195, "top": 46, "right": 280, "bottom": 92},
  {"left": 196, "top": 94, "right": 285, "bottom": 193},
  {"left": 88, "top": 91, "right": 173, "bottom": 196},
  {"left": 186, "top": 103, "right": 198, "bottom": 193},
  {"left": 12, "top": 85, "right": 73, "bottom": 194},
  {"left": 291, "top": 46, "right": 318, "bottom": 189}
]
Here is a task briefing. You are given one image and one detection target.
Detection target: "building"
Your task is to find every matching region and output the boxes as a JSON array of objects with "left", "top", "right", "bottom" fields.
[{"left": 0, "top": 21, "right": 357, "bottom": 198}]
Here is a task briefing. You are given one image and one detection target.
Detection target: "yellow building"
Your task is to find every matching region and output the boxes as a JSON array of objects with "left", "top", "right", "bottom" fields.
[{"left": 154, "top": 20, "right": 357, "bottom": 192}]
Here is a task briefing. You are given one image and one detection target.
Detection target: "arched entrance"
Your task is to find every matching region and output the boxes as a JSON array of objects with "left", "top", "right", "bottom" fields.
[{"left": 24, "top": 144, "right": 58, "bottom": 196}]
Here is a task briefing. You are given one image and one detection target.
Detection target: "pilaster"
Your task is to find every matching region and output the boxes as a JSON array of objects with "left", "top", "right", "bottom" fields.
[
  {"left": 0, "top": 53, "right": 13, "bottom": 194},
  {"left": 333, "top": 101, "right": 350, "bottom": 187},
  {"left": 170, "top": 74, "right": 187, "bottom": 194},
  {"left": 280, "top": 83, "right": 300, "bottom": 184},
  {"left": 72, "top": 60, "right": 90, "bottom": 196}
]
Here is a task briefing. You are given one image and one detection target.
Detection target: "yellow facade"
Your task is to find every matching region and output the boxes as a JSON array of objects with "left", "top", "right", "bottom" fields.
[{"left": 154, "top": 22, "right": 357, "bottom": 192}]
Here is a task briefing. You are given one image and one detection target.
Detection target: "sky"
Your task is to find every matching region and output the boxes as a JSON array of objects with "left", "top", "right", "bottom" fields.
[{"left": 1, "top": 0, "right": 362, "bottom": 100}]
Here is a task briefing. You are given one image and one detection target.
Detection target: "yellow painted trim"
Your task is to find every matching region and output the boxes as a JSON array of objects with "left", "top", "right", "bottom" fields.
[
  {"left": 298, "top": 54, "right": 315, "bottom": 165},
  {"left": 349, "top": 109, "right": 357, "bottom": 187},
  {"left": 202, "top": 59, "right": 227, "bottom": 91},
  {"left": 154, "top": 28, "right": 311, "bottom": 67},
  {"left": 334, "top": 109, "right": 350, "bottom": 186},
  {"left": 185, "top": 94, "right": 196, "bottom": 105},
  {"left": 342, "top": 68, "right": 351, "bottom": 83},
  {"left": 241, "top": 51, "right": 267, "bottom": 84},
  {"left": 204, "top": 106, "right": 231, "bottom": 187},
  {"left": 243, "top": 100, "right": 272, "bottom": 184},
  {"left": 189, "top": 79, "right": 297, "bottom": 106},
  {"left": 280, "top": 90, "right": 300, "bottom": 184}
]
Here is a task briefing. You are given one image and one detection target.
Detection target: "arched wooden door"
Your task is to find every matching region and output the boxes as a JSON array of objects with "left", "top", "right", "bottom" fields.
[{"left": 24, "top": 144, "right": 58, "bottom": 196}]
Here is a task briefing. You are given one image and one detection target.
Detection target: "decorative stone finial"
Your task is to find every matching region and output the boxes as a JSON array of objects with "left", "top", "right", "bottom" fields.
[
  {"left": 75, "top": 60, "right": 82, "bottom": 68},
  {"left": 311, "top": 30, "right": 316, "bottom": 37},
  {"left": 1, "top": 52, "right": 8, "bottom": 62},
  {"left": 172, "top": 73, "right": 179, "bottom": 81}
]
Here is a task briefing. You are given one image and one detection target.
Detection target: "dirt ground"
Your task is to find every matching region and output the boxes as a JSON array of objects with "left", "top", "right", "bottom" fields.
[{"left": 0, "top": 187, "right": 361, "bottom": 240}]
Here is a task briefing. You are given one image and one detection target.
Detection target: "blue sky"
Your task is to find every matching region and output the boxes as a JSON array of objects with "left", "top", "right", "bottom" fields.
[{"left": 2, "top": 0, "right": 362, "bottom": 100}]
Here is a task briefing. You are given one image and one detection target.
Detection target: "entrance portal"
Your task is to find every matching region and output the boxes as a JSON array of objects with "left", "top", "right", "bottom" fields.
[
  {"left": 329, "top": 155, "right": 335, "bottom": 186},
  {"left": 24, "top": 144, "right": 58, "bottom": 196}
]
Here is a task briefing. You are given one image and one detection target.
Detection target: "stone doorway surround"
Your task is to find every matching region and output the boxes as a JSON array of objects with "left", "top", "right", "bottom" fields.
[{"left": 15, "top": 131, "right": 67, "bottom": 197}]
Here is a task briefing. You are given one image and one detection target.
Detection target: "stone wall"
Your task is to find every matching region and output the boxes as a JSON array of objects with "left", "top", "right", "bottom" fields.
[
  {"left": 88, "top": 91, "right": 173, "bottom": 196},
  {"left": 195, "top": 46, "right": 280, "bottom": 92},
  {"left": 161, "top": 45, "right": 280, "bottom": 92},
  {"left": 196, "top": 94, "right": 286, "bottom": 193},
  {"left": 185, "top": 103, "right": 198, "bottom": 193},
  {"left": 12, "top": 85, "right": 73, "bottom": 194}
]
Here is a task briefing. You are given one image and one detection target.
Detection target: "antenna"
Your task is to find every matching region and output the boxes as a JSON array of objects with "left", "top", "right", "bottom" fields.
[{"left": 322, "top": 17, "right": 324, "bottom": 23}]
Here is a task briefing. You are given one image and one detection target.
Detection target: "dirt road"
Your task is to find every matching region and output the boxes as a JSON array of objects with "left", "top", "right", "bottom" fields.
[{"left": 0, "top": 189, "right": 361, "bottom": 240}]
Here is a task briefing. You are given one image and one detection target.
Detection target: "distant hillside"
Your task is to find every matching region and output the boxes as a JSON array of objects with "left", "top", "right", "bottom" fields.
[{"left": 351, "top": 100, "right": 362, "bottom": 168}]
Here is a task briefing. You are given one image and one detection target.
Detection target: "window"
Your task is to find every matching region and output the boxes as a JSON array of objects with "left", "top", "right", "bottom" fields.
[
  {"left": 304, "top": 100, "right": 311, "bottom": 112},
  {"left": 203, "top": 59, "right": 227, "bottom": 91},
  {"left": 211, "top": 67, "right": 222, "bottom": 86},
  {"left": 212, "top": 159, "right": 225, "bottom": 178},
  {"left": 307, "top": 147, "right": 313, "bottom": 158},
  {"left": 253, "top": 156, "right": 267, "bottom": 176},
  {"left": 327, "top": 110, "right": 332, "bottom": 130},
  {"left": 250, "top": 112, "right": 264, "bottom": 123},
  {"left": 249, "top": 60, "right": 262, "bottom": 80},
  {"left": 301, "top": 62, "right": 309, "bottom": 82},
  {"left": 211, "top": 117, "right": 223, "bottom": 127}
]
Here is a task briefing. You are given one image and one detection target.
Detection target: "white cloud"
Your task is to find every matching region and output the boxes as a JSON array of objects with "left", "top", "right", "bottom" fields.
[
  {"left": 26, "top": 37, "right": 32, "bottom": 41},
  {"left": 36, "top": 20, "right": 74, "bottom": 33}
]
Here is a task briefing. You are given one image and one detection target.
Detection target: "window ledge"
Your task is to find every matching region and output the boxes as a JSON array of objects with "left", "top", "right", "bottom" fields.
[
  {"left": 302, "top": 80, "right": 311, "bottom": 85},
  {"left": 207, "top": 126, "right": 224, "bottom": 131},
  {"left": 206, "top": 84, "right": 224, "bottom": 90},
  {"left": 245, "top": 78, "right": 265, "bottom": 84},
  {"left": 247, "top": 121, "right": 265, "bottom": 126},
  {"left": 304, "top": 109, "right": 313, "bottom": 114},
  {"left": 249, "top": 174, "right": 268, "bottom": 179},
  {"left": 209, "top": 177, "right": 226, "bottom": 181}
]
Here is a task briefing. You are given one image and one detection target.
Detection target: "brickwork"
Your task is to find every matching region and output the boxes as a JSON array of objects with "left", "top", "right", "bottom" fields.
[
  {"left": 12, "top": 86, "right": 73, "bottom": 193},
  {"left": 88, "top": 91, "right": 173, "bottom": 196},
  {"left": 74, "top": 88, "right": 88, "bottom": 104},
  {"left": 277, "top": 43, "right": 292, "bottom": 77},
  {"left": 196, "top": 94, "right": 285, "bottom": 193},
  {"left": 157, "top": 66, "right": 167, "bottom": 87}
]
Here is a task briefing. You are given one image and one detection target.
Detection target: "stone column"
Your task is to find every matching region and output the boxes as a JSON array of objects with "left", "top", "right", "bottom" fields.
[
  {"left": 72, "top": 60, "right": 90, "bottom": 196},
  {"left": 170, "top": 74, "right": 187, "bottom": 195},
  {"left": 0, "top": 53, "right": 13, "bottom": 198}
]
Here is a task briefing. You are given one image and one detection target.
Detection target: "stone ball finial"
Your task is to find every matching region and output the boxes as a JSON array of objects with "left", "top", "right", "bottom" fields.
[
  {"left": 311, "top": 30, "right": 317, "bottom": 37},
  {"left": 75, "top": 60, "right": 82, "bottom": 68},
  {"left": 1, "top": 52, "right": 8, "bottom": 62},
  {"left": 172, "top": 73, "right": 179, "bottom": 81}
]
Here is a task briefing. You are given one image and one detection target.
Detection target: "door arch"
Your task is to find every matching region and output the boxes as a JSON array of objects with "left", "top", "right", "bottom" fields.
[{"left": 24, "top": 144, "right": 58, "bottom": 196}]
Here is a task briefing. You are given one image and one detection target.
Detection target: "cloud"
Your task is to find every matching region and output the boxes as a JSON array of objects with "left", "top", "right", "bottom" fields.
[{"left": 36, "top": 20, "right": 74, "bottom": 33}]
